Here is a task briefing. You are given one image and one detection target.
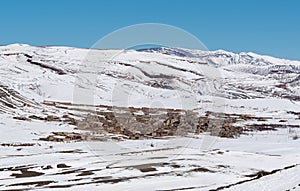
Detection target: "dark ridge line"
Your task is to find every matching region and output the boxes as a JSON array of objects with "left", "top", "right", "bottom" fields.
[
  {"left": 26, "top": 59, "right": 66, "bottom": 75},
  {"left": 209, "top": 164, "right": 298, "bottom": 191},
  {"left": 156, "top": 185, "right": 207, "bottom": 191},
  {"left": 114, "top": 60, "right": 204, "bottom": 79},
  {"left": 115, "top": 61, "right": 177, "bottom": 79},
  {"left": 8, "top": 180, "right": 56, "bottom": 187},
  {"left": 152, "top": 61, "right": 205, "bottom": 77},
  {"left": 2, "top": 52, "right": 33, "bottom": 59}
]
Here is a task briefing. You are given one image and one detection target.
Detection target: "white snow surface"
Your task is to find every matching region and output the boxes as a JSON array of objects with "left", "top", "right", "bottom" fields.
[{"left": 0, "top": 44, "right": 300, "bottom": 190}]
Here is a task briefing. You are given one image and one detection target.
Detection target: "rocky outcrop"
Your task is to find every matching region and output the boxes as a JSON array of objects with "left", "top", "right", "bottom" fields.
[{"left": 76, "top": 105, "right": 247, "bottom": 140}]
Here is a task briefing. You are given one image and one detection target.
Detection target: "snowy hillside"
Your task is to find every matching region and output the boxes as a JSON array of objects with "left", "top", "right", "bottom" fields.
[
  {"left": 1, "top": 44, "right": 300, "bottom": 106},
  {"left": 0, "top": 44, "right": 300, "bottom": 191}
]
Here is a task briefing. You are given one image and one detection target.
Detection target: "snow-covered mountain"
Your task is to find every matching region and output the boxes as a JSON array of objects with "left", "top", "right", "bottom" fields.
[
  {"left": 139, "top": 47, "right": 300, "bottom": 75},
  {"left": 1, "top": 44, "right": 300, "bottom": 191},
  {"left": 0, "top": 44, "right": 299, "bottom": 113}
]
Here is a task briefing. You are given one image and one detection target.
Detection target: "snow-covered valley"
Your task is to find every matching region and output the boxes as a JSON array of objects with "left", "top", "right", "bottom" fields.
[{"left": 0, "top": 44, "right": 300, "bottom": 191}]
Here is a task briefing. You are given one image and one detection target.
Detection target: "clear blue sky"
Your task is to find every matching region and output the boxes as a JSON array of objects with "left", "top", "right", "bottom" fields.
[{"left": 1, "top": 0, "right": 300, "bottom": 60}]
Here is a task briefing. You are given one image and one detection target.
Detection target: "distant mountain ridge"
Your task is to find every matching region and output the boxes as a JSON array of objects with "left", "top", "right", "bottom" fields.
[{"left": 137, "top": 46, "right": 300, "bottom": 77}]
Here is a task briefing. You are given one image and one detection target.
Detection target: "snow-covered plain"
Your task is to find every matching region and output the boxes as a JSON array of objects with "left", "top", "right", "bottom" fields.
[{"left": 0, "top": 44, "right": 300, "bottom": 190}]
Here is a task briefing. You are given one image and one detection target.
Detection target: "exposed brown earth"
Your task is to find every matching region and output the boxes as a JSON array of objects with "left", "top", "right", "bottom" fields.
[
  {"left": 37, "top": 102, "right": 255, "bottom": 141},
  {"left": 11, "top": 101, "right": 296, "bottom": 142}
]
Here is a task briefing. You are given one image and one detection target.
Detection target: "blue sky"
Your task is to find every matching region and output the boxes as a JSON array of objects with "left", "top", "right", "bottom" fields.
[{"left": 1, "top": 0, "right": 300, "bottom": 60}]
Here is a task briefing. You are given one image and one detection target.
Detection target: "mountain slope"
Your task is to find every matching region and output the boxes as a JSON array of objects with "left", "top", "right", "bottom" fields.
[
  {"left": 1, "top": 44, "right": 300, "bottom": 109},
  {"left": 1, "top": 44, "right": 300, "bottom": 191}
]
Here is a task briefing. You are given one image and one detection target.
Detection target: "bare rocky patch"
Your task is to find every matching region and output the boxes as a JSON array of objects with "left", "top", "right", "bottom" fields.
[
  {"left": 34, "top": 101, "right": 300, "bottom": 142},
  {"left": 11, "top": 169, "right": 44, "bottom": 178}
]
